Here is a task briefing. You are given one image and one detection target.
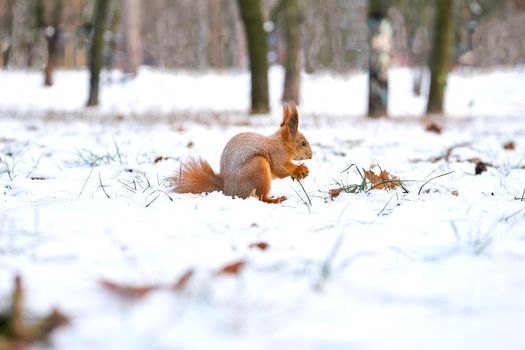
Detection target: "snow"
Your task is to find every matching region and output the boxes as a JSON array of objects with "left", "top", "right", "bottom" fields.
[{"left": 1, "top": 66, "right": 525, "bottom": 350}]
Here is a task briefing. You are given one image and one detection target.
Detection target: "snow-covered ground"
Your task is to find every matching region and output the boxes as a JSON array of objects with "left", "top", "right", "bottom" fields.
[{"left": 1, "top": 66, "right": 525, "bottom": 350}]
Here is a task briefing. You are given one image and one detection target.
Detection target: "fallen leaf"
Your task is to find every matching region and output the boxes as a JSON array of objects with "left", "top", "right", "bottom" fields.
[
  {"left": 216, "top": 259, "right": 246, "bottom": 276},
  {"left": 98, "top": 279, "right": 159, "bottom": 299},
  {"left": 172, "top": 269, "right": 194, "bottom": 291},
  {"left": 474, "top": 161, "right": 488, "bottom": 175},
  {"left": 451, "top": 190, "right": 459, "bottom": 196},
  {"left": 31, "top": 308, "right": 70, "bottom": 342},
  {"left": 364, "top": 169, "right": 401, "bottom": 190},
  {"left": 154, "top": 155, "right": 169, "bottom": 163},
  {"left": 12, "top": 275, "right": 25, "bottom": 339},
  {"left": 503, "top": 141, "right": 515, "bottom": 150},
  {"left": 0, "top": 276, "right": 69, "bottom": 346},
  {"left": 425, "top": 122, "right": 442, "bottom": 134},
  {"left": 249, "top": 242, "right": 269, "bottom": 251},
  {"left": 186, "top": 141, "right": 194, "bottom": 148},
  {"left": 328, "top": 188, "right": 343, "bottom": 199}
]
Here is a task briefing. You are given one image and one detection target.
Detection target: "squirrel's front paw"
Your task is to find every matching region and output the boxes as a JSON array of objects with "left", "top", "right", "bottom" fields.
[{"left": 293, "top": 164, "right": 309, "bottom": 180}]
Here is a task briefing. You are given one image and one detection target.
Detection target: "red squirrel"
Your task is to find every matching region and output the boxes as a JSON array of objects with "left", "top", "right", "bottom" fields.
[{"left": 171, "top": 103, "right": 312, "bottom": 203}]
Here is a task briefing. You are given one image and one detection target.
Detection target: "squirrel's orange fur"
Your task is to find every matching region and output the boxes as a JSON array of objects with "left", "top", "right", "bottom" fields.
[{"left": 171, "top": 103, "right": 312, "bottom": 204}]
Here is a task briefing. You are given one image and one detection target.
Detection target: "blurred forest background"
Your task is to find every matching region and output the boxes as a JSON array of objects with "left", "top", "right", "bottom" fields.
[{"left": 0, "top": 0, "right": 524, "bottom": 115}]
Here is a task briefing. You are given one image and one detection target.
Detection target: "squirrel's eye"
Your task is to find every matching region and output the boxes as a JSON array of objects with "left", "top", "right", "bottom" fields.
[{"left": 301, "top": 140, "right": 307, "bottom": 147}]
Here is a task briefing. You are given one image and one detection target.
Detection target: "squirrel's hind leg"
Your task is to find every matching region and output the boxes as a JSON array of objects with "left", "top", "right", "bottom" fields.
[{"left": 247, "top": 156, "right": 287, "bottom": 204}]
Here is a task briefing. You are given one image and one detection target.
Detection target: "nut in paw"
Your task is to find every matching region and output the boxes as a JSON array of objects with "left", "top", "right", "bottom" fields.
[{"left": 293, "top": 164, "right": 309, "bottom": 180}]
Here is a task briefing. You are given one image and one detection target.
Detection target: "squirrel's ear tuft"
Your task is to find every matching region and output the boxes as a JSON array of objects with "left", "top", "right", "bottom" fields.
[{"left": 281, "top": 102, "right": 298, "bottom": 137}]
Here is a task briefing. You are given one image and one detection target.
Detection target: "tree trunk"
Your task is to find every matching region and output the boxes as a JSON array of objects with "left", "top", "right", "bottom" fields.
[
  {"left": 367, "top": 0, "right": 391, "bottom": 118},
  {"left": 237, "top": 0, "right": 269, "bottom": 114},
  {"left": 207, "top": 0, "right": 222, "bottom": 68},
  {"left": 43, "top": 0, "right": 63, "bottom": 86},
  {"left": 87, "top": 0, "right": 110, "bottom": 107},
  {"left": 120, "top": 0, "right": 142, "bottom": 76},
  {"left": 426, "top": 0, "right": 454, "bottom": 115},
  {"left": 9, "top": 0, "right": 29, "bottom": 68},
  {"left": 2, "top": 0, "right": 14, "bottom": 68},
  {"left": 281, "top": 0, "right": 302, "bottom": 104}
]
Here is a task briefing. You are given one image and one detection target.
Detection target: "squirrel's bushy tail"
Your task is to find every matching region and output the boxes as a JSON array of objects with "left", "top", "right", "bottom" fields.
[{"left": 171, "top": 158, "right": 223, "bottom": 194}]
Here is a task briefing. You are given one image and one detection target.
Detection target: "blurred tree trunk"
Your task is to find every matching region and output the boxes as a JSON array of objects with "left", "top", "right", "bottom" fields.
[
  {"left": 87, "top": 0, "right": 110, "bottom": 107},
  {"left": 10, "top": 0, "right": 30, "bottom": 68},
  {"left": 281, "top": 0, "right": 303, "bottom": 104},
  {"left": 402, "top": 0, "right": 430, "bottom": 96},
  {"left": 42, "top": 0, "right": 63, "bottom": 86},
  {"left": 368, "top": 0, "right": 391, "bottom": 118},
  {"left": 427, "top": 0, "right": 454, "bottom": 115},
  {"left": 2, "top": 0, "right": 14, "bottom": 68},
  {"left": 237, "top": 0, "right": 269, "bottom": 114},
  {"left": 120, "top": 0, "right": 142, "bottom": 76},
  {"left": 207, "top": 0, "right": 222, "bottom": 67}
]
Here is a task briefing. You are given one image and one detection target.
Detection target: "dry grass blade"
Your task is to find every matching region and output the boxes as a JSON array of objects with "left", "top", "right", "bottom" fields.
[
  {"left": 145, "top": 189, "right": 174, "bottom": 208},
  {"left": 98, "top": 172, "right": 110, "bottom": 198},
  {"left": 515, "top": 187, "right": 525, "bottom": 202},
  {"left": 78, "top": 166, "right": 95, "bottom": 198},
  {"left": 418, "top": 171, "right": 455, "bottom": 195}
]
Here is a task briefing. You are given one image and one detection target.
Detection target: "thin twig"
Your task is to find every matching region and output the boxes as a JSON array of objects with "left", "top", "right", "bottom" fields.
[
  {"left": 290, "top": 186, "right": 311, "bottom": 213},
  {"left": 418, "top": 171, "right": 455, "bottom": 195},
  {"left": 296, "top": 179, "right": 312, "bottom": 206}
]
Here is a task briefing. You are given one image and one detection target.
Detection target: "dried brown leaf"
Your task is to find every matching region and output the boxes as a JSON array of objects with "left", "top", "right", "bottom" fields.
[
  {"left": 328, "top": 188, "right": 343, "bottom": 199},
  {"left": 1, "top": 276, "right": 69, "bottom": 347},
  {"left": 154, "top": 155, "right": 168, "bottom": 163},
  {"left": 29, "top": 308, "right": 70, "bottom": 342},
  {"left": 451, "top": 190, "right": 459, "bottom": 196},
  {"left": 216, "top": 259, "right": 246, "bottom": 276},
  {"left": 425, "top": 122, "right": 442, "bottom": 134},
  {"left": 12, "top": 275, "right": 25, "bottom": 339},
  {"left": 98, "top": 279, "right": 159, "bottom": 299},
  {"left": 503, "top": 141, "right": 515, "bottom": 150},
  {"left": 249, "top": 242, "right": 269, "bottom": 251},
  {"left": 172, "top": 269, "right": 194, "bottom": 291},
  {"left": 364, "top": 169, "right": 401, "bottom": 190},
  {"left": 475, "top": 161, "right": 488, "bottom": 175}
]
